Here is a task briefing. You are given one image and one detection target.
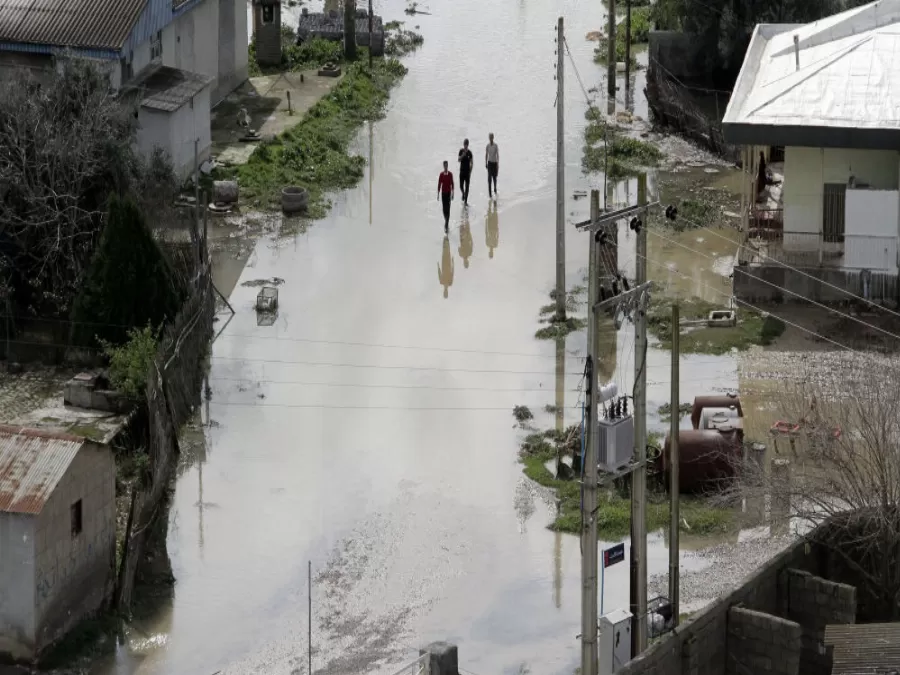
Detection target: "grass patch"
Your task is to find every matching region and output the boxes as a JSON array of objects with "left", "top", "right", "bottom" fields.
[
  {"left": 220, "top": 58, "right": 408, "bottom": 212},
  {"left": 657, "top": 401, "right": 692, "bottom": 423},
  {"left": 536, "top": 286, "right": 588, "bottom": 339},
  {"left": 513, "top": 404, "right": 535, "bottom": 425},
  {"left": 646, "top": 297, "right": 786, "bottom": 355},
  {"left": 583, "top": 123, "right": 664, "bottom": 179},
  {"left": 593, "top": 7, "right": 651, "bottom": 69},
  {"left": 536, "top": 317, "right": 587, "bottom": 340}
]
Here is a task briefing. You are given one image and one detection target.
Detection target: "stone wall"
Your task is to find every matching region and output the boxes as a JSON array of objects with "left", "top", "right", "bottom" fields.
[
  {"left": 725, "top": 607, "right": 801, "bottom": 675},
  {"left": 781, "top": 569, "right": 856, "bottom": 675}
]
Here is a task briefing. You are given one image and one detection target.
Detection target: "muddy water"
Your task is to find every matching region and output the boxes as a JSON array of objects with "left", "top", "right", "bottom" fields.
[{"left": 96, "top": 2, "right": 750, "bottom": 675}]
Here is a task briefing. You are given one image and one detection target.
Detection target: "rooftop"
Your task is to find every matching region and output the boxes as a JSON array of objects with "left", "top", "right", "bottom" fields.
[
  {"left": 0, "top": 425, "right": 84, "bottom": 514},
  {"left": 722, "top": 0, "right": 900, "bottom": 147},
  {"left": 125, "top": 64, "right": 215, "bottom": 113},
  {"left": 0, "top": 0, "right": 147, "bottom": 52},
  {"left": 825, "top": 622, "right": 900, "bottom": 675}
]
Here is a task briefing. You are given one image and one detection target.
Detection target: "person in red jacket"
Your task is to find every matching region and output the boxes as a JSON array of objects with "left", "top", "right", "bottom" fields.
[{"left": 437, "top": 160, "right": 455, "bottom": 231}]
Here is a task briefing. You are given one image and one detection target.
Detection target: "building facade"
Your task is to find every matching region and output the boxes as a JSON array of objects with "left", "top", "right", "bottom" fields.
[
  {"left": 0, "top": 0, "right": 249, "bottom": 178},
  {"left": 723, "top": 0, "right": 900, "bottom": 302},
  {"left": 0, "top": 427, "right": 116, "bottom": 661}
]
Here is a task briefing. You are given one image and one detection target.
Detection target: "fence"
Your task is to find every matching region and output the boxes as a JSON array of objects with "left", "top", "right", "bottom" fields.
[
  {"left": 645, "top": 58, "right": 739, "bottom": 163},
  {"left": 116, "top": 226, "right": 213, "bottom": 611}
]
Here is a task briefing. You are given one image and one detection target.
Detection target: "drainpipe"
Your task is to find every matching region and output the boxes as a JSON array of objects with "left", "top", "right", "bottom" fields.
[{"left": 793, "top": 35, "right": 800, "bottom": 70}]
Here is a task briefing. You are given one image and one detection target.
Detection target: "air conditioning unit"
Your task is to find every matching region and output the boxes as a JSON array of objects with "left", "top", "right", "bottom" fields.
[{"left": 597, "top": 415, "right": 634, "bottom": 473}]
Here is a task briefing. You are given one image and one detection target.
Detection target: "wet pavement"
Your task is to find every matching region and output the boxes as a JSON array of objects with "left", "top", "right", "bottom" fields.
[{"left": 96, "top": 1, "right": 751, "bottom": 674}]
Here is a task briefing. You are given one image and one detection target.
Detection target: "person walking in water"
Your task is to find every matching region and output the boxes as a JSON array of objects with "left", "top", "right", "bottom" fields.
[
  {"left": 485, "top": 132, "right": 499, "bottom": 199},
  {"left": 458, "top": 139, "right": 473, "bottom": 205},
  {"left": 437, "top": 160, "right": 454, "bottom": 231}
]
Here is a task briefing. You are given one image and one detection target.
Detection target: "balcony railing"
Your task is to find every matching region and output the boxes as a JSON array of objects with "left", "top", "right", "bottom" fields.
[
  {"left": 748, "top": 207, "right": 784, "bottom": 241},
  {"left": 741, "top": 229, "right": 898, "bottom": 271}
]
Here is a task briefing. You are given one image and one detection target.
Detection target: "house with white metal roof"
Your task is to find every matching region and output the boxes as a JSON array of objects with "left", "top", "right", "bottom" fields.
[
  {"left": 723, "top": 0, "right": 900, "bottom": 303},
  {"left": 0, "top": 0, "right": 249, "bottom": 178},
  {"left": 0, "top": 425, "right": 115, "bottom": 662}
]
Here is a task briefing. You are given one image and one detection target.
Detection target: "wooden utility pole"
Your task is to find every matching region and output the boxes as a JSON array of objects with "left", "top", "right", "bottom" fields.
[
  {"left": 344, "top": 0, "right": 357, "bottom": 59},
  {"left": 581, "top": 189, "right": 601, "bottom": 675},
  {"left": 624, "top": 0, "right": 632, "bottom": 102},
  {"left": 630, "top": 173, "right": 649, "bottom": 656},
  {"left": 669, "top": 303, "right": 681, "bottom": 627},
  {"left": 607, "top": 0, "right": 616, "bottom": 101},
  {"left": 555, "top": 17, "right": 567, "bottom": 320}
]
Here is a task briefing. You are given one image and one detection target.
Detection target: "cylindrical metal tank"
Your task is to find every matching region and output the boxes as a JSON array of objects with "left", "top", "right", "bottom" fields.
[{"left": 660, "top": 429, "right": 743, "bottom": 494}]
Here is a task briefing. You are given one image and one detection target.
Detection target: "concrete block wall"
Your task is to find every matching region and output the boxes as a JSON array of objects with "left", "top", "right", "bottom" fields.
[
  {"left": 781, "top": 568, "right": 856, "bottom": 675},
  {"left": 617, "top": 539, "right": 818, "bottom": 675},
  {"left": 32, "top": 443, "right": 116, "bottom": 651},
  {"left": 725, "top": 607, "right": 801, "bottom": 675}
]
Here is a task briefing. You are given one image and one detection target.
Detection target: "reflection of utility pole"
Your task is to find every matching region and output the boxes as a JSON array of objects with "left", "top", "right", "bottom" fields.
[
  {"left": 554, "top": 336, "right": 565, "bottom": 609},
  {"left": 555, "top": 17, "right": 567, "bottom": 321},
  {"left": 368, "top": 0, "right": 374, "bottom": 68},
  {"left": 624, "top": 0, "right": 632, "bottom": 104},
  {"left": 368, "top": 119, "right": 373, "bottom": 225},
  {"left": 198, "top": 456, "right": 205, "bottom": 560},
  {"left": 631, "top": 173, "right": 649, "bottom": 656},
  {"left": 607, "top": 0, "right": 616, "bottom": 103}
]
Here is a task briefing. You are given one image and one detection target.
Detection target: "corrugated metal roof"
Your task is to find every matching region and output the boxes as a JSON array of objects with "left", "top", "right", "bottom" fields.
[
  {"left": 0, "top": 0, "right": 148, "bottom": 51},
  {"left": 826, "top": 623, "right": 900, "bottom": 675},
  {"left": 125, "top": 64, "right": 213, "bottom": 112},
  {"left": 0, "top": 425, "right": 84, "bottom": 515}
]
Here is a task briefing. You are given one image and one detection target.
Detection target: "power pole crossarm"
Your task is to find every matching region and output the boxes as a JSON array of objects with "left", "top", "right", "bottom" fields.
[{"left": 555, "top": 17, "right": 567, "bottom": 321}]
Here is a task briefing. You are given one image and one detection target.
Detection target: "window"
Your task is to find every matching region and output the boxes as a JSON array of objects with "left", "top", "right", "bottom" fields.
[
  {"left": 262, "top": 4, "right": 275, "bottom": 24},
  {"left": 151, "top": 31, "right": 162, "bottom": 61},
  {"left": 70, "top": 499, "right": 83, "bottom": 537},
  {"left": 823, "top": 183, "right": 847, "bottom": 244}
]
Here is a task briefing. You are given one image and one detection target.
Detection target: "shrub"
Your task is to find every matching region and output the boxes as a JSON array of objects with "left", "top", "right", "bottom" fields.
[{"left": 101, "top": 326, "right": 159, "bottom": 400}]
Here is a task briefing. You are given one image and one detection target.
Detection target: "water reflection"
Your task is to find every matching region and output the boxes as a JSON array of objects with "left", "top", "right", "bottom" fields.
[
  {"left": 553, "top": 336, "right": 566, "bottom": 610},
  {"left": 438, "top": 235, "right": 454, "bottom": 298},
  {"left": 485, "top": 201, "right": 499, "bottom": 259},
  {"left": 458, "top": 208, "right": 473, "bottom": 268}
]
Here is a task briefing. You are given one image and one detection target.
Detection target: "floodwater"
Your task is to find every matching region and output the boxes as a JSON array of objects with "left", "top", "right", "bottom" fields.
[{"left": 96, "top": 1, "right": 751, "bottom": 674}]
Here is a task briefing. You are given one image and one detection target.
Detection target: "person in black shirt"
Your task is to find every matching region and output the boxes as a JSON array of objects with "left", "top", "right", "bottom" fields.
[{"left": 457, "top": 139, "right": 473, "bottom": 205}]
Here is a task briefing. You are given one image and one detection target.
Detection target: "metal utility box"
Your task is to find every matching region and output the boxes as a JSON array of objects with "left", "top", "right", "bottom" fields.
[
  {"left": 598, "top": 415, "right": 634, "bottom": 473},
  {"left": 599, "top": 608, "right": 633, "bottom": 675}
]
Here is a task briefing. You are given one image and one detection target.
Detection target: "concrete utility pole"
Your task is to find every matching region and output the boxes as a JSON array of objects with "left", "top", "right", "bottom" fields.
[
  {"left": 555, "top": 16, "right": 567, "bottom": 320},
  {"left": 581, "top": 189, "right": 601, "bottom": 675},
  {"left": 669, "top": 303, "right": 681, "bottom": 628},
  {"left": 368, "top": 0, "right": 374, "bottom": 68},
  {"left": 344, "top": 0, "right": 357, "bottom": 59},
  {"left": 607, "top": 0, "right": 616, "bottom": 101},
  {"left": 630, "top": 173, "right": 649, "bottom": 656},
  {"left": 624, "top": 0, "right": 632, "bottom": 103}
]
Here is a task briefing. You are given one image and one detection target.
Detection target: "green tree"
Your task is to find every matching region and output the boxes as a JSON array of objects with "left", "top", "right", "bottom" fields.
[{"left": 70, "top": 195, "right": 183, "bottom": 347}]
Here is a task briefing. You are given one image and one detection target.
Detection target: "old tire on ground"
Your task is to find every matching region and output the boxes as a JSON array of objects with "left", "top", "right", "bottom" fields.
[{"left": 282, "top": 186, "right": 309, "bottom": 214}]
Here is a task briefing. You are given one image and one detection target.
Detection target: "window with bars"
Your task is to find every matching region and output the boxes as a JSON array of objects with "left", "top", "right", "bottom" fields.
[{"left": 823, "top": 183, "right": 846, "bottom": 244}]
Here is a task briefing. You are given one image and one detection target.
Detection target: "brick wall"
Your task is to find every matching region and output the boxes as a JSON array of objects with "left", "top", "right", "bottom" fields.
[
  {"left": 725, "top": 607, "right": 801, "bottom": 675},
  {"left": 781, "top": 568, "right": 856, "bottom": 675}
]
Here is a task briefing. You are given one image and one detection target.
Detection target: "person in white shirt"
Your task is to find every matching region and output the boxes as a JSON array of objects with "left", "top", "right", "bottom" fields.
[{"left": 485, "top": 133, "right": 499, "bottom": 199}]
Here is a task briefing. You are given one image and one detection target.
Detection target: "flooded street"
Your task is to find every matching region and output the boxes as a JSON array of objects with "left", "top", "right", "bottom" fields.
[{"left": 97, "top": 1, "right": 757, "bottom": 674}]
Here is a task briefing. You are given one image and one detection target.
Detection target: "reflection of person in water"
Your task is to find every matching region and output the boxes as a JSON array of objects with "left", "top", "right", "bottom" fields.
[
  {"left": 458, "top": 209, "right": 473, "bottom": 268},
  {"left": 485, "top": 200, "right": 499, "bottom": 259},
  {"left": 438, "top": 235, "right": 455, "bottom": 298}
]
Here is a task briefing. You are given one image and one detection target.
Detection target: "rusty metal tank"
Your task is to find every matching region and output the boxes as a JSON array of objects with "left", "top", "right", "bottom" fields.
[{"left": 659, "top": 394, "right": 744, "bottom": 494}]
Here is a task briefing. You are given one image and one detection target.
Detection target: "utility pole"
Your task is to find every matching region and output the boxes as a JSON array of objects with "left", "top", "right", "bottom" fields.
[
  {"left": 580, "top": 189, "right": 601, "bottom": 675},
  {"left": 669, "top": 303, "right": 681, "bottom": 627},
  {"left": 368, "top": 0, "right": 373, "bottom": 68},
  {"left": 607, "top": 0, "right": 616, "bottom": 102},
  {"left": 630, "top": 173, "right": 649, "bottom": 656},
  {"left": 624, "top": 0, "right": 632, "bottom": 103},
  {"left": 555, "top": 16, "right": 567, "bottom": 320}
]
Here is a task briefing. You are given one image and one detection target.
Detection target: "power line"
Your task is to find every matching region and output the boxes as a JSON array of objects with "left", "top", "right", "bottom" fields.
[
  {"left": 646, "top": 227, "right": 900, "bottom": 345},
  {"left": 666, "top": 210, "right": 900, "bottom": 322},
  {"left": 207, "top": 401, "right": 586, "bottom": 412}
]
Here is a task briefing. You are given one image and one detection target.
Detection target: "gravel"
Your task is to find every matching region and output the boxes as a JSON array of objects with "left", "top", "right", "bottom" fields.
[{"left": 649, "top": 532, "right": 795, "bottom": 612}]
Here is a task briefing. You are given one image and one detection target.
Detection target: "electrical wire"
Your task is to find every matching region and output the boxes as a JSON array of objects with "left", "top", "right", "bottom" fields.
[
  {"left": 646, "top": 227, "right": 900, "bottom": 345},
  {"left": 666, "top": 210, "right": 900, "bottom": 322}
]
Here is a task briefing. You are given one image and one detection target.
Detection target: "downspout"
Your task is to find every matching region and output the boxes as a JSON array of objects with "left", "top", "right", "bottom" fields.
[{"left": 793, "top": 35, "right": 800, "bottom": 71}]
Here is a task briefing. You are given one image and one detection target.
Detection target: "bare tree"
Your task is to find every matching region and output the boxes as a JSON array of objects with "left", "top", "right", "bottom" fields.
[
  {"left": 0, "top": 58, "right": 176, "bottom": 318},
  {"left": 734, "top": 353, "right": 900, "bottom": 620}
]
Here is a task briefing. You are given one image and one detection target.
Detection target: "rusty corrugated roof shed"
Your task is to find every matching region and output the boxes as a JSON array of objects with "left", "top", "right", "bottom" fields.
[
  {"left": 826, "top": 623, "right": 900, "bottom": 675},
  {"left": 124, "top": 64, "right": 214, "bottom": 112},
  {"left": 0, "top": 0, "right": 147, "bottom": 51},
  {"left": 0, "top": 425, "right": 84, "bottom": 515}
]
